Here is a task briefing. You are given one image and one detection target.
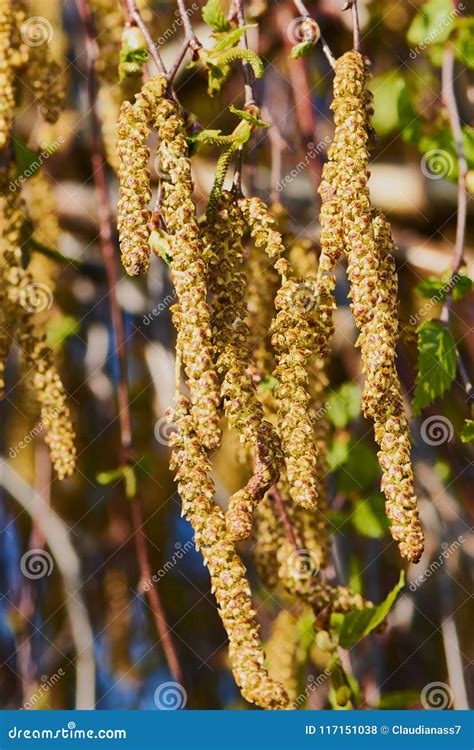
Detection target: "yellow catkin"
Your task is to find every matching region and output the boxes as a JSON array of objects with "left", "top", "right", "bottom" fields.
[
  {"left": 0, "top": 167, "right": 75, "bottom": 479},
  {"left": 253, "top": 494, "right": 371, "bottom": 616},
  {"left": 0, "top": 0, "right": 15, "bottom": 150},
  {"left": 271, "top": 265, "right": 335, "bottom": 511},
  {"left": 265, "top": 608, "right": 300, "bottom": 703},
  {"left": 170, "top": 395, "right": 289, "bottom": 710},
  {"left": 330, "top": 51, "right": 424, "bottom": 563},
  {"left": 204, "top": 193, "right": 281, "bottom": 540},
  {"left": 116, "top": 79, "right": 158, "bottom": 276},
  {"left": 153, "top": 80, "right": 221, "bottom": 450}
]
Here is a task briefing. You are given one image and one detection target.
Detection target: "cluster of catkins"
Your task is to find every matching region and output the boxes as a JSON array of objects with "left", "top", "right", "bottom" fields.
[
  {"left": 318, "top": 51, "right": 424, "bottom": 563},
  {"left": 117, "top": 58, "right": 400, "bottom": 709},
  {"left": 0, "top": 1, "right": 74, "bottom": 479}
]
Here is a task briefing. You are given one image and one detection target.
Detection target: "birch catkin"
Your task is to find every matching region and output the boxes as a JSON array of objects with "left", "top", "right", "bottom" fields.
[
  {"left": 326, "top": 50, "right": 424, "bottom": 563},
  {"left": 204, "top": 193, "right": 281, "bottom": 540},
  {"left": 170, "top": 396, "right": 289, "bottom": 710}
]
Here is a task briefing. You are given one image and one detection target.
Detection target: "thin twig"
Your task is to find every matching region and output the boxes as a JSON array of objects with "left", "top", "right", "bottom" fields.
[
  {"left": 124, "top": 0, "right": 167, "bottom": 74},
  {"left": 291, "top": 0, "right": 336, "bottom": 69},
  {"left": 75, "top": 0, "right": 184, "bottom": 687},
  {"left": 440, "top": 45, "right": 472, "bottom": 405},
  {"left": 176, "top": 0, "right": 201, "bottom": 55},
  {"left": 0, "top": 460, "right": 96, "bottom": 709},
  {"left": 167, "top": 38, "right": 191, "bottom": 84},
  {"left": 270, "top": 485, "right": 303, "bottom": 550}
]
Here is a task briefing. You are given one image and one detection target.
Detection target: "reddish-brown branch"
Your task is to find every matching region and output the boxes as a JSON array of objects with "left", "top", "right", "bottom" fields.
[
  {"left": 275, "top": 6, "right": 322, "bottom": 197},
  {"left": 75, "top": 0, "right": 184, "bottom": 687}
]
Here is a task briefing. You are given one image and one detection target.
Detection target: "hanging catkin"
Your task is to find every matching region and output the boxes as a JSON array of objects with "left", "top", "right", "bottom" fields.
[
  {"left": 0, "top": 0, "right": 15, "bottom": 150},
  {"left": 324, "top": 50, "right": 424, "bottom": 563},
  {"left": 170, "top": 395, "right": 289, "bottom": 710},
  {"left": 0, "top": 166, "right": 76, "bottom": 479},
  {"left": 204, "top": 193, "right": 281, "bottom": 540}
]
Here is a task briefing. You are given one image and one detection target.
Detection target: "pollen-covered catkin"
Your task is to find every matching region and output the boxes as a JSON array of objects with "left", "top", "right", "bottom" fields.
[
  {"left": 170, "top": 396, "right": 289, "bottom": 710},
  {"left": 0, "top": 0, "right": 15, "bottom": 150},
  {"left": 240, "top": 197, "right": 334, "bottom": 511},
  {"left": 330, "top": 50, "right": 424, "bottom": 563},
  {"left": 0, "top": 167, "right": 76, "bottom": 479},
  {"left": 153, "top": 82, "right": 221, "bottom": 450},
  {"left": 16, "top": 320, "right": 76, "bottom": 479},
  {"left": 204, "top": 194, "right": 281, "bottom": 540},
  {"left": 116, "top": 77, "right": 164, "bottom": 276},
  {"left": 271, "top": 266, "right": 335, "bottom": 510},
  {"left": 265, "top": 608, "right": 301, "bottom": 703}
]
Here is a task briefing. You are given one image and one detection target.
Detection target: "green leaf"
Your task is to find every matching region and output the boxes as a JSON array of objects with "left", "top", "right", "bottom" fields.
[
  {"left": 407, "top": 0, "right": 454, "bottom": 47},
  {"left": 336, "top": 441, "right": 380, "bottom": 494},
  {"left": 212, "top": 25, "right": 255, "bottom": 52},
  {"left": 397, "top": 83, "right": 423, "bottom": 144},
  {"left": 416, "top": 273, "right": 472, "bottom": 302},
  {"left": 333, "top": 571, "right": 405, "bottom": 650},
  {"left": 412, "top": 320, "right": 457, "bottom": 415},
  {"left": 97, "top": 467, "right": 125, "bottom": 485},
  {"left": 289, "top": 40, "right": 315, "bottom": 59},
  {"left": 460, "top": 419, "right": 474, "bottom": 443},
  {"left": 229, "top": 105, "right": 269, "bottom": 128},
  {"left": 327, "top": 433, "right": 351, "bottom": 471},
  {"left": 350, "top": 493, "right": 390, "bottom": 539},
  {"left": 452, "top": 17, "right": 474, "bottom": 68},
  {"left": 369, "top": 71, "right": 405, "bottom": 137},
  {"left": 377, "top": 690, "right": 420, "bottom": 709},
  {"left": 327, "top": 383, "right": 361, "bottom": 429},
  {"left": 201, "top": 0, "right": 231, "bottom": 32}
]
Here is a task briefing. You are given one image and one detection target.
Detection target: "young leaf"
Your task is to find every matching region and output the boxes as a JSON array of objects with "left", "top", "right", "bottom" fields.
[
  {"left": 407, "top": 0, "right": 454, "bottom": 48},
  {"left": 412, "top": 320, "right": 457, "bottom": 415},
  {"left": 460, "top": 419, "right": 474, "bottom": 443},
  {"left": 229, "top": 105, "right": 269, "bottom": 128},
  {"left": 289, "top": 40, "right": 315, "bottom": 59},
  {"left": 332, "top": 571, "right": 405, "bottom": 650},
  {"left": 416, "top": 273, "right": 472, "bottom": 302},
  {"left": 350, "top": 493, "right": 390, "bottom": 539},
  {"left": 201, "top": 0, "right": 231, "bottom": 32},
  {"left": 327, "top": 383, "right": 361, "bottom": 429}
]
